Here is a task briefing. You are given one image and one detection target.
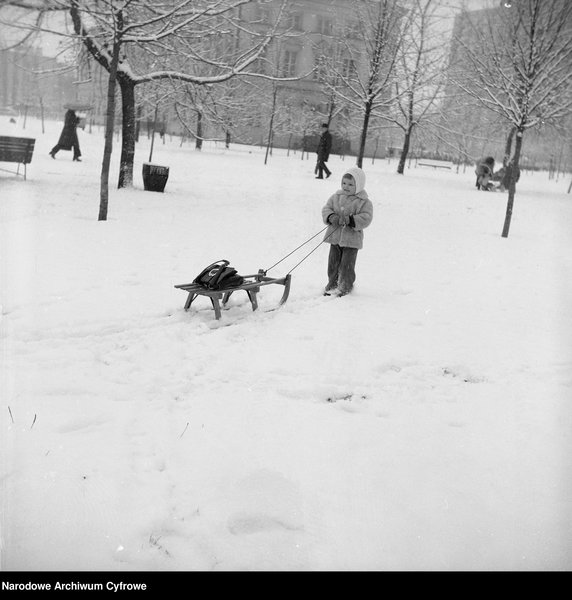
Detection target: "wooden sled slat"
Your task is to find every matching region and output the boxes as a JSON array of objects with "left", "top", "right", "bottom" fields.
[{"left": 175, "top": 270, "right": 291, "bottom": 320}]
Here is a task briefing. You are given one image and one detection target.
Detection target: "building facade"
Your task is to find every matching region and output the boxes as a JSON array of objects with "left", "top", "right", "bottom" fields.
[
  {"left": 1, "top": 1, "right": 402, "bottom": 160},
  {"left": 224, "top": 0, "right": 392, "bottom": 157}
]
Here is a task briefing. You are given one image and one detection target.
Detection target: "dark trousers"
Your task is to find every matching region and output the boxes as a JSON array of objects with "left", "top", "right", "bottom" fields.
[
  {"left": 50, "top": 140, "right": 81, "bottom": 160},
  {"left": 326, "top": 244, "right": 358, "bottom": 293},
  {"left": 316, "top": 158, "right": 331, "bottom": 179}
]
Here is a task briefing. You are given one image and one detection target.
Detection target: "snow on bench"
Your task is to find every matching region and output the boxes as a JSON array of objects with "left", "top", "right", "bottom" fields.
[{"left": 417, "top": 159, "right": 452, "bottom": 170}]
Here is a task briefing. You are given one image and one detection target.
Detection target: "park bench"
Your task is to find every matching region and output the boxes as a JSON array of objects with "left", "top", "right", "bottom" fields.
[
  {"left": 417, "top": 159, "right": 452, "bottom": 170},
  {"left": 175, "top": 270, "right": 292, "bottom": 320},
  {"left": 0, "top": 135, "right": 35, "bottom": 180}
]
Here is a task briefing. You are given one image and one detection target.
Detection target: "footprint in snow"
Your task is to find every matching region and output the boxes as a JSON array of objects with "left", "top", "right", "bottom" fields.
[
  {"left": 326, "top": 392, "right": 367, "bottom": 403},
  {"left": 442, "top": 367, "right": 485, "bottom": 383},
  {"left": 226, "top": 469, "right": 303, "bottom": 536},
  {"left": 228, "top": 513, "right": 301, "bottom": 535}
]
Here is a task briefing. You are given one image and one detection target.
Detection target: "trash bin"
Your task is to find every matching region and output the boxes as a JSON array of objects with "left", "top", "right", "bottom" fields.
[{"left": 142, "top": 163, "right": 169, "bottom": 192}]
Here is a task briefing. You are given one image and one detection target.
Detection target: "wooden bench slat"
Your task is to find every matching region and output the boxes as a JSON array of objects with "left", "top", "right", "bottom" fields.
[
  {"left": 0, "top": 136, "right": 36, "bottom": 179},
  {"left": 417, "top": 160, "right": 452, "bottom": 170},
  {"left": 0, "top": 150, "right": 34, "bottom": 164}
]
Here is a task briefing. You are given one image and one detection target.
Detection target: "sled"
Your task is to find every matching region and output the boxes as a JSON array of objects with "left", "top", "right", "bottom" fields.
[{"left": 175, "top": 269, "right": 292, "bottom": 320}]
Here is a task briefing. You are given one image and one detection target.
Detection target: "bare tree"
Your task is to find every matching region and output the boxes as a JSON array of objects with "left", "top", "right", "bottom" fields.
[
  {"left": 450, "top": 0, "right": 572, "bottom": 237},
  {"left": 323, "top": 0, "right": 405, "bottom": 168},
  {"left": 196, "top": 78, "right": 262, "bottom": 147},
  {"left": 389, "top": 0, "right": 449, "bottom": 174},
  {"left": 310, "top": 35, "right": 355, "bottom": 140},
  {"left": 99, "top": 12, "right": 121, "bottom": 222}
]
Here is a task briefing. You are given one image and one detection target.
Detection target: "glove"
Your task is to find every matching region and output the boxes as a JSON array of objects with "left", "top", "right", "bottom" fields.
[{"left": 328, "top": 214, "right": 340, "bottom": 226}]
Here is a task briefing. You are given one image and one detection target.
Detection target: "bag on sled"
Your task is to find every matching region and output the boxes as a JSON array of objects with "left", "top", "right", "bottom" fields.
[{"left": 193, "top": 260, "right": 244, "bottom": 290}]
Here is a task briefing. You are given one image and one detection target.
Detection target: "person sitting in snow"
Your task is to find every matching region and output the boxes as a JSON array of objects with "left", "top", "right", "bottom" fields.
[
  {"left": 475, "top": 156, "right": 495, "bottom": 191},
  {"left": 321, "top": 166, "right": 373, "bottom": 297}
]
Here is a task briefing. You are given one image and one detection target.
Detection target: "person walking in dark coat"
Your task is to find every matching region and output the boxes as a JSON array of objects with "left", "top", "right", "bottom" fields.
[
  {"left": 50, "top": 109, "right": 82, "bottom": 161},
  {"left": 315, "top": 123, "right": 332, "bottom": 179}
]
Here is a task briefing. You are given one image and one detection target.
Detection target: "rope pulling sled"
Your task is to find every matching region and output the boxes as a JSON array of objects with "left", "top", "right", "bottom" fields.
[{"left": 174, "top": 224, "right": 340, "bottom": 319}]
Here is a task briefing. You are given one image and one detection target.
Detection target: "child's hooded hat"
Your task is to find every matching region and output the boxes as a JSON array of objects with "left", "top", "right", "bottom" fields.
[{"left": 343, "top": 166, "right": 366, "bottom": 194}]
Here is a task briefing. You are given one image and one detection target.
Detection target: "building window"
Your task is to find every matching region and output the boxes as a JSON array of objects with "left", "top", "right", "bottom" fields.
[
  {"left": 345, "top": 21, "right": 361, "bottom": 39},
  {"left": 313, "top": 56, "right": 324, "bottom": 81},
  {"left": 287, "top": 12, "right": 303, "bottom": 31},
  {"left": 282, "top": 50, "right": 298, "bottom": 77},
  {"left": 255, "top": 5, "right": 272, "bottom": 24},
  {"left": 316, "top": 16, "right": 333, "bottom": 35},
  {"left": 341, "top": 57, "right": 357, "bottom": 78},
  {"left": 313, "top": 54, "right": 331, "bottom": 81}
]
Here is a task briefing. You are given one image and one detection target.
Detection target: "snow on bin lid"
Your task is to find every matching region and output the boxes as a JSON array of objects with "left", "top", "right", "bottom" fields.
[{"left": 63, "top": 103, "right": 94, "bottom": 111}]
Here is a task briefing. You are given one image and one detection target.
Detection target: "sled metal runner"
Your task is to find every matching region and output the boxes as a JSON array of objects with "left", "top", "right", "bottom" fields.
[{"left": 175, "top": 270, "right": 291, "bottom": 320}]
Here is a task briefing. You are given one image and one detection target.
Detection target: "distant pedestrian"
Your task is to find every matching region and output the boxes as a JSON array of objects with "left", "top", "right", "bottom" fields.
[
  {"left": 50, "top": 109, "right": 82, "bottom": 161},
  {"left": 315, "top": 122, "right": 332, "bottom": 179}
]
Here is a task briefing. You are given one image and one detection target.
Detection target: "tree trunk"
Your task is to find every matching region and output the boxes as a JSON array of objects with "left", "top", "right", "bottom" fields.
[
  {"left": 39, "top": 96, "right": 45, "bottom": 134},
  {"left": 371, "top": 137, "right": 379, "bottom": 164},
  {"left": 195, "top": 112, "right": 203, "bottom": 150},
  {"left": 501, "top": 129, "right": 524, "bottom": 238},
  {"left": 135, "top": 104, "right": 142, "bottom": 142},
  {"left": 503, "top": 126, "right": 516, "bottom": 167},
  {"left": 117, "top": 76, "right": 136, "bottom": 189},
  {"left": 397, "top": 126, "right": 413, "bottom": 174},
  {"left": 99, "top": 37, "right": 121, "bottom": 221},
  {"left": 148, "top": 104, "right": 158, "bottom": 163},
  {"left": 357, "top": 99, "right": 373, "bottom": 168},
  {"left": 264, "top": 85, "right": 278, "bottom": 165}
]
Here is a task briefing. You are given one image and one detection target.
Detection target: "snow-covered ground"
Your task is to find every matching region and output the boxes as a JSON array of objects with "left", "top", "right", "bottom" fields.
[{"left": 1, "top": 117, "right": 571, "bottom": 571}]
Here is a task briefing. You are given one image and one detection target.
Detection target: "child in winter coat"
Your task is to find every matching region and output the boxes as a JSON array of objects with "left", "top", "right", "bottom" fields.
[{"left": 321, "top": 166, "right": 373, "bottom": 296}]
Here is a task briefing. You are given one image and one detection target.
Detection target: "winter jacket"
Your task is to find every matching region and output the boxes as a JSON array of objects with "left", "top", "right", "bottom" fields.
[
  {"left": 475, "top": 162, "right": 492, "bottom": 178},
  {"left": 322, "top": 167, "right": 373, "bottom": 249},
  {"left": 317, "top": 130, "right": 332, "bottom": 162},
  {"left": 57, "top": 110, "right": 80, "bottom": 149},
  {"left": 475, "top": 156, "right": 495, "bottom": 178}
]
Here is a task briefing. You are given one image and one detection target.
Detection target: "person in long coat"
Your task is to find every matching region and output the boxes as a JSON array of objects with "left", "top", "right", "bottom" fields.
[
  {"left": 50, "top": 109, "right": 82, "bottom": 161},
  {"left": 315, "top": 123, "right": 332, "bottom": 179}
]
